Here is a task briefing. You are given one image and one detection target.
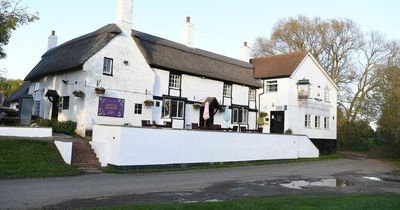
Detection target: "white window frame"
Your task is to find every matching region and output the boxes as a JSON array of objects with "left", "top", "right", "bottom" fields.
[
  {"left": 266, "top": 80, "right": 278, "bottom": 92},
  {"left": 223, "top": 84, "right": 232, "bottom": 98},
  {"left": 232, "top": 107, "right": 248, "bottom": 124},
  {"left": 169, "top": 74, "right": 181, "bottom": 89},
  {"left": 163, "top": 99, "right": 184, "bottom": 119},
  {"left": 33, "top": 82, "right": 40, "bottom": 92},
  {"left": 305, "top": 114, "right": 311, "bottom": 128},
  {"left": 103, "top": 57, "right": 113, "bottom": 76},
  {"left": 249, "top": 89, "right": 256, "bottom": 101},
  {"left": 324, "top": 116, "right": 330, "bottom": 129},
  {"left": 315, "top": 116, "right": 321, "bottom": 128}
]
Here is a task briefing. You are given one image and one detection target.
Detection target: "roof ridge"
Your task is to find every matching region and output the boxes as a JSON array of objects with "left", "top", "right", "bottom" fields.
[
  {"left": 253, "top": 50, "right": 308, "bottom": 61},
  {"left": 132, "top": 30, "right": 253, "bottom": 69}
]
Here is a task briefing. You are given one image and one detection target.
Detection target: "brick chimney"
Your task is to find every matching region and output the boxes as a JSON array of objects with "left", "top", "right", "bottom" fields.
[
  {"left": 116, "top": 0, "right": 133, "bottom": 33},
  {"left": 241, "top": 41, "right": 250, "bottom": 62},
  {"left": 47, "top": 30, "right": 58, "bottom": 50},
  {"left": 181, "top": 16, "right": 194, "bottom": 47}
]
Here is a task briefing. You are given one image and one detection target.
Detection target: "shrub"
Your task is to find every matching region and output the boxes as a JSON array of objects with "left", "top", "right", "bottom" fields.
[
  {"left": 31, "top": 119, "right": 76, "bottom": 135},
  {"left": 284, "top": 129, "right": 293, "bottom": 135}
]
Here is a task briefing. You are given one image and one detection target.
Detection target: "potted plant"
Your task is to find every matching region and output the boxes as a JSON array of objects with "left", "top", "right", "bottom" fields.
[
  {"left": 72, "top": 90, "right": 84, "bottom": 97},
  {"left": 257, "top": 117, "right": 265, "bottom": 126},
  {"left": 95, "top": 87, "right": 105, "bottom": 95},
  {"left": 259, "top": 112, "right": 267, "bottom": 118},
  {"left": 192, "top": 103, "right": 202, "bottom": 110},
  {"left": 144, "top": 99, "right": 154, "bottom": 107}
]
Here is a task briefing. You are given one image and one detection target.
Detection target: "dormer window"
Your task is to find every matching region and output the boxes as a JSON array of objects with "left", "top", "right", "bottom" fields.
[
  {"left": 103, "top": 57, "right": 113, "bottom": 76},
  {"left": 169, "top": 74, "right": 181, "bottom": 89},
  {"left": 223, "top": 84, "right": 232, "bottom": 98},
  {"left": 249, "top": 89, "right": 256, "bottom": 101}
]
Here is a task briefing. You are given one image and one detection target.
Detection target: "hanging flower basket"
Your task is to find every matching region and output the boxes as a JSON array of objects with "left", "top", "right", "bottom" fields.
[
  {"left": 192, "top": 103, "right": 202, "bottom": 110},
  {"left": 73, "top": 90, "right": 85, "bottom": 98},
  {"left": 95, "top": 87, "right": 106, "bottom": 95},
  {"left": 144, "top": 99, "right": 154, "bottom": 107}
]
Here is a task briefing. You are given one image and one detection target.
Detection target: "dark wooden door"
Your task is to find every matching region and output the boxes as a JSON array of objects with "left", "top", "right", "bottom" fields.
[
  {"left": 270, "top": 111, "right": 285, "bottom": 134},
  {"left": 51, "top": 97, "right": 59, "bottom": 120}
]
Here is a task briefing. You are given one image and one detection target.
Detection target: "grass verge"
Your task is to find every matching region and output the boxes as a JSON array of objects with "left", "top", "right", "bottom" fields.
[
  {"left": 90, "top": 194, "right": 400, "bottom": 210},
  {"left": 0, "top": 139, "right": 82, "bottom": 179},
  {"left": 102, "top": 153, "right": 340, "bottom": 174}
]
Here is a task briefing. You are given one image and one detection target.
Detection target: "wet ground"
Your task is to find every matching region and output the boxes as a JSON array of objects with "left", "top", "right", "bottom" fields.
[
  {"left": 45, "top": 169, "right": 400, "bottom": 209},
  {"left": 1, "top": 157, "right": 398, "bottom": 210}
]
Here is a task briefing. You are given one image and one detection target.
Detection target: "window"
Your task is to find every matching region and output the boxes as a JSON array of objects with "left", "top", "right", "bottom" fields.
[
  {"left": 169, "top": 74, "right": 181, "bottom": 89},
  {"left": 33, "top": 82, "right": 40, "bottom": 92},
  {"left": 324, "top": 116, "right": 330, "bottom": 129},
  {"left": 134, "top": 104, "right": 142, "bottom": 114},
  {"left": 266, "top": 80, "right": 278, "bottom": 92},
  {"left": 103, "top": 57, "right": 113, "bottom": 76},
  {"left": 33, "top": 101, "right": 40, "bottom": 116},
  {"left": 324, "top": 87, "right": 330, "bottom": 102},
  {"left": 163, "top": 99, "right": 184, "bottom": 119},
  {"left": 59, "top": 96, "right": 70, "bottom": 110},
  {"left": 315, "top": 116, "right": 321, "bottom": 128},
  {"left": 305, "top": 114, "right": 311, "bottom": 127},
  {"left": 249, "top": 89, "right": 256, "bottom": 101},
  {"left": 223, "top": 84, "right": 232, "bottom": 97},
  {"left": 232, "top": 108, "right": 248, "bottom": 124}
]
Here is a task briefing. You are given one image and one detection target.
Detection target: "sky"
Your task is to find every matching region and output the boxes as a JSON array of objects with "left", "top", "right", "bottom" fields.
[{"left": 1, "top": 0, "right": 399, "bottom": 79}]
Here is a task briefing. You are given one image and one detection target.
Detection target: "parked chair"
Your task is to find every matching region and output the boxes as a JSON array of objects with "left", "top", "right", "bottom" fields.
[
  {"left": 165, "top": 121, "right": 172, "bottom": 128},
  {"left": 240, "top": 126, "right": 247, "bottom": 133},
  {"left": 141, "top": 120, "right": 151, "bottom": 127},
  {"left": 257, "top": 127, "right": 263, "bottom": 133},
  {"left": 232, "top": 126, "right": 239, "bottom": 132},
  {"left": 192, "top": 123, "right": 199, "bottom": 130}
]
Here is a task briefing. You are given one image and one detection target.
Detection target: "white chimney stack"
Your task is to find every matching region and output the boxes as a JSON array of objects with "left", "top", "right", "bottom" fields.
[
  {"left": 116, "top": 0, "right": 133, "bottom": 33},
  {"left": 181, "top": 16, "right": 194, "bottom": 47},
  {"left": 47, "top": 31, "right": 58, "bottom": 50},
  {"left": 241, "top": 41, "right": 250, "bottom": 62}
]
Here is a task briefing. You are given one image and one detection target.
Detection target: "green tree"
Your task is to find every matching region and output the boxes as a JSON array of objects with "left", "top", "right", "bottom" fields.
[
  {"left": 0, "top": 69, "right": 22, "bottom": 98},
  {"left": 0, "top": 0, "right": 39, "bottom": 59}
]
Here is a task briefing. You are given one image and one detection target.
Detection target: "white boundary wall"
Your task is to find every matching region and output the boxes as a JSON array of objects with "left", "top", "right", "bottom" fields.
[
  {"left": 92, "top": 125, "right": 319, "bottom": 167},
  {"left": 0, "top": 127, "right": 52, "bottom": 138},
  {"left": 54, "top": 141, "right": 73, "bottom": 164}
]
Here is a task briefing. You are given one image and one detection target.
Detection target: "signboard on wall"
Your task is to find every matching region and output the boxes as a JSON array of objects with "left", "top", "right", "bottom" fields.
[{"left": 98, "top": 96, "right": 125, "bottom": 118}]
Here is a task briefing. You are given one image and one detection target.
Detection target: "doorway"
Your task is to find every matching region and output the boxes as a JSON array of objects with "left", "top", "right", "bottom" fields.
[{"left": 270, "top": 111, "right": 285, "bottom": 134}]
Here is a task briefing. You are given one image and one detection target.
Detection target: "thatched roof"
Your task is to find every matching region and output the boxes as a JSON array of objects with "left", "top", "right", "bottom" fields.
[
  {"left": 9, "top": 81, "right": 30, "bottom": 102},
  {"left": 132, "top": 30, "right": 261, "bottom": 88},
  {"left": 252, "top": 51, "right": 308, "bottom": 79},
  {"left": 24, "top": 24, "right": 122, "bottom": 81}
]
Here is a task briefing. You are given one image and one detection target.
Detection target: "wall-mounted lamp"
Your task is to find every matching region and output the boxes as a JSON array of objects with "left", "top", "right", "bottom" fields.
[
  {"left": 62, "top": 80, "right": 69, "bottom": 85},
  {"left": 123, "top": 61, "right": 129, "bottom": 65}
]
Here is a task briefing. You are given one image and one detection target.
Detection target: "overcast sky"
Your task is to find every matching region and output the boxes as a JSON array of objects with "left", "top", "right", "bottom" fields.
[{"left": 1, "top": 0, "right": 399, "bottom": 79}]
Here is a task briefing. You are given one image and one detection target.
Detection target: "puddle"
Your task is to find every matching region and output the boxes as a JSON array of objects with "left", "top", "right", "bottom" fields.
[
  {"left": 280, "top": 179, "right": 351, "bottom": 189},
  {"left": 363, "top": 176, "right": 382, "bottom": 181}
]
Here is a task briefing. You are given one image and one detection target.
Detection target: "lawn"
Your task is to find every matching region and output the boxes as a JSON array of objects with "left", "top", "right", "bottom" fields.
[
  {"left": 102, "top": 153, "right": 340, "bottom": 174},
  {"left": 91, "top": 195, "right": 400, "bottom": 210},
  {"left": 0, "top": 139, "right": 82, "bottom": 179}
]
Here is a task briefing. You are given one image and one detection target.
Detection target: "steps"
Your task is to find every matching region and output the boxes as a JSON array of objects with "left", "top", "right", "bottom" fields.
[{"left": 71, "top": 140, "right": 101, "bottom": 171}]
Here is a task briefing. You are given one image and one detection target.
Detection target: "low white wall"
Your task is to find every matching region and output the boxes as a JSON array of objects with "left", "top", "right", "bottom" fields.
[
  {"left": 0, "top": 127, "right": 52, "bottom": 138},
  {"left": 92, "top": 125, "right": 319, "bottom": 167},
  {"left": 54, "top": 141, "right": 73, "bottom": 164}
]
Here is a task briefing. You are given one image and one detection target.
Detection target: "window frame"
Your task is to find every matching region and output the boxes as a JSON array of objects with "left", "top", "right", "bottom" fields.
[
  {"left": 134, "top": 103, "right": 143, "bottom": 115},
  {"left": 315, "top": 116, "right": 321, "bottom": 128},
  {"left": 169, "top": 74, "right": 181, "bottom": 89},
  {"left": 266, "top": 80, "right": 278, "bottom": 92},
  {"left": 162, "top": 99, "right": 184, "bottom": 119},
  {"left": 33, "top": 101, "right": 40, "bottom": 116},
  {"left": 103, "top": 57, "right": 114, "bottom": 76},
  {"left": 61, "top": 96, "right": 70, "bottom": 110},
  {"left": 324, "top": 87, "right": 330, "bottom": 102},
  {"left": 305, "top": 114, "right": 311, "bottom": 128},
  {"left": 249, "top": 89, "right": 256, "bottom": 101},
  {"left": 232, "top": 107, "right": 248, "bottom": 124},
  {"left": 223, "top": 83, "right": 232, "bottom": 98},
  {"left": 324, "top": 116, "right": 330, "bottom": 129}
]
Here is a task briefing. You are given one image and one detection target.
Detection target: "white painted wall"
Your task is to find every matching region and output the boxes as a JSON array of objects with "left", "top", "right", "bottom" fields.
[
  {"left": 92, "top": 125, "right": 319, "bottom": 166},
  {"left": 54, "top": 141, "right": 72, "bottom": 164},
  {"left": 0, "top": 127, "right": 52, "bottom": 137},
  {"left": 257, "top": 54, "right": 338, "bottom": 140}
]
